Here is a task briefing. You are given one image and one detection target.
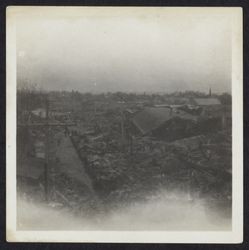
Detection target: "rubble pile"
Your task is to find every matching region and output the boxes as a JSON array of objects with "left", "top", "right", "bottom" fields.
[
  {"left": 170, "top": 130, "right": 232, "bottom": 200},
  {"left": 172, "top": 130, "right": 232, "bottom": 175},
  {"left": 87, "top": 153, "right": 127, "bottom": 181},
  {"left": 17, "top": 91, "right": 232, "bottom": 221},
  {"left": 51, "top": 172, "right": 101, "bottom": 216},
  {"left": 66, "top": 115, "right": 232, "bottom": 210}
]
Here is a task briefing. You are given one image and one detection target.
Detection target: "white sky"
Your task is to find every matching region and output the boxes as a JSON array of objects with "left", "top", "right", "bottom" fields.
[{"left": 15, "top": 7, "right": 232, "bottom": 93}]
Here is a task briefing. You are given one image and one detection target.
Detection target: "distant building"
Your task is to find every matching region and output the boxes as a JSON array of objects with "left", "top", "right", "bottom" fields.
[
  {"left": 189, "top": 94, "right": 232, "bottom": 131},
  {"left": 31, "top": 108, "right": 46, "bottom": 118},
  {"left": 189, "top": 98, "right": 221, "bottom": 106},
  {"left": 31, "top": 108, "right": 70, "bottom": 121}
]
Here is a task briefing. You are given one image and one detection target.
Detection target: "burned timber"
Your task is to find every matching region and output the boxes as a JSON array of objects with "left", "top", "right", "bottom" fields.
[{"left": 17, "top": 90, "right": 232, "bottom": 229}]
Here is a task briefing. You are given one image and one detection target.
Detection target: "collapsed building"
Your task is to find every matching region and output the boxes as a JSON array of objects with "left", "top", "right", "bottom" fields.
[
  {"left": 130, "top": 107, "right": 197, "bottom": 141},
  {"left": 129, "top": 97, "right": 230, "bottom": 141}
]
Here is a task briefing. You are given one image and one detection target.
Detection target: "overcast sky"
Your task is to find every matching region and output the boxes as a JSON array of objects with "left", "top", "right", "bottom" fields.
[{"left": 16, "top": 7, "right": 232, "bottom": 93}]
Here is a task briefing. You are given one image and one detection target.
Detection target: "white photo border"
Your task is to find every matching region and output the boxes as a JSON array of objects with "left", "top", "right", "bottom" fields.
[{"left": 6, "top": 6, "right": 243, "bottom": 243}]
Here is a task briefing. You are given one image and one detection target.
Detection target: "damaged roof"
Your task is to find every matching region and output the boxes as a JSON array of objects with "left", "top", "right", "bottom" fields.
[{"left": 132, "top": 107, "right": 197, "bottom": 135}]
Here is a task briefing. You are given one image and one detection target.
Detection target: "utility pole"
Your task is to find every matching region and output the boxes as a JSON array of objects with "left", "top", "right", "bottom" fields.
[
  {"left": 120, "top": 111, "right": 125, "bottom": 151},
  {"left": 130, "top": 134, "right": 133, "bottom": 156},
  {"left": 44, "top": 96, "right": 50, "bottom": 202}
]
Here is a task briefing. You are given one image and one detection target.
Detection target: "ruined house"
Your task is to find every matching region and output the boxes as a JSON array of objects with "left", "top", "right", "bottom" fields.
[{"left": 189, "top": 97, "right": 231, "bottom": 130}]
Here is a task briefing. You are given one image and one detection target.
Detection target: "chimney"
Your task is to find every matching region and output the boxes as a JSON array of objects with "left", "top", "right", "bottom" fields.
[{"left": 209, "top": 87, "right": 212, "bottom": 97}]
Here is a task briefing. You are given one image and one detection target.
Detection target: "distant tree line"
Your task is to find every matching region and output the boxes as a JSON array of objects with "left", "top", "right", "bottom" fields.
[{"left": 17, "top": 85, "right": 232, "bottom": 111}]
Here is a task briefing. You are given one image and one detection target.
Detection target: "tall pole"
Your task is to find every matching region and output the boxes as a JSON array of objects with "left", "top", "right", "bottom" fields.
[
  {"left": 130, "top": 134, "right": 133, "bottom": 156},
  {"left": 44, "top": 95, "right": 50, "bottom": 202},
  {"left": 120, "top": 111, "right": 125, "bottom": 151}
]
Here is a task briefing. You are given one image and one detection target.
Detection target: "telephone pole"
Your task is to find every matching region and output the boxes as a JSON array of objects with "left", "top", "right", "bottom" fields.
[{"left": 44, "top": 96, "right": 50, "bottom": 202}]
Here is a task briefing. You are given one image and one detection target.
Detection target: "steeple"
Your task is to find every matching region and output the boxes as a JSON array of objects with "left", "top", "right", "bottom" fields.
[{"left": 209, "top": 87, "right": 212, "bottom": 97}]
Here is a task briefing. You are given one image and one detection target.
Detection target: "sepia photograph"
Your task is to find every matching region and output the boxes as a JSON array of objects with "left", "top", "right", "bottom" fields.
[{"left": 6, "top": 6, "right": 243, "bottom": 243}]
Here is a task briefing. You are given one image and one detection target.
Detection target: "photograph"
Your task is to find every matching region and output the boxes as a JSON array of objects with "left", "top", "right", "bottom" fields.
[{"left": 6, "top": 6, "right": 243, "bottom": 243}]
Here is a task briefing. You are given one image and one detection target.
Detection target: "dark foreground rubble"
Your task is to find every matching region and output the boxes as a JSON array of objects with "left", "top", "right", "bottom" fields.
[
  {"left": 68, "top": 128, "right": 232, "bottom": 216},
  {"left": 16, "top": 91, "right": 232, "bottom": 228},
  {"left": 17, "top": 119, "right": 232, "bottom": 222}
]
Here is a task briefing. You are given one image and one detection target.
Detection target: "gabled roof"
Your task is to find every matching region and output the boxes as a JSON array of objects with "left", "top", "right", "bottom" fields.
[
  {"left": 191, "top": 98, "right": 221, "bottom": 106},
  {"left": 132, "top": 107, "right": 196, "bottom": 135}
]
